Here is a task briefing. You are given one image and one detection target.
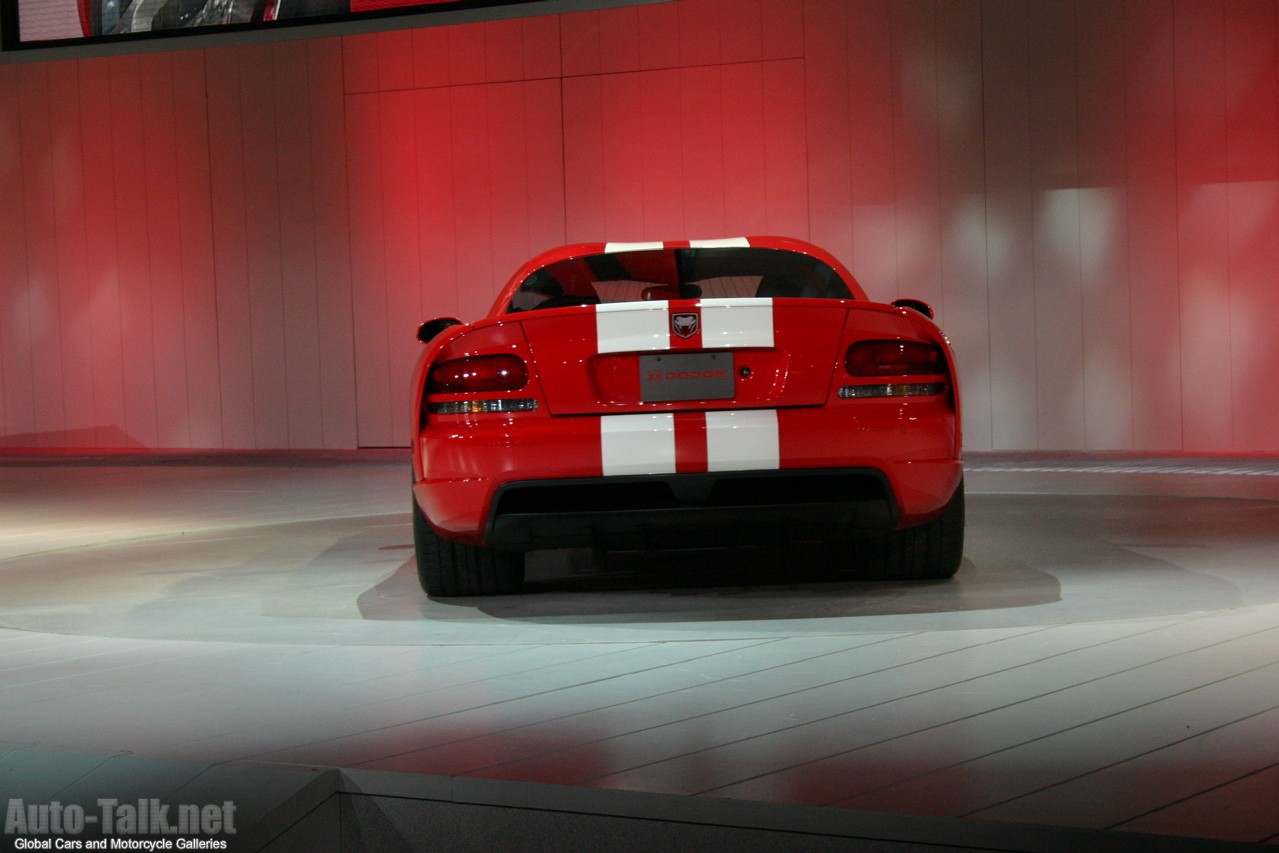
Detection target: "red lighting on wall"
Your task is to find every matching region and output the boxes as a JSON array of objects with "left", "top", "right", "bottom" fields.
[{"left": 1, "top": 1, "right": 1277, "bottom": 453}]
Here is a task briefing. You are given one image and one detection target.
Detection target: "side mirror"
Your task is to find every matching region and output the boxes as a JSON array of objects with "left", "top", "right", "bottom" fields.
[
  {"left": 892, "top": 298, "right": 934, "bottom": 320},
  {"left": 417, "top": 317, "right": 461, "bottom": 343}
]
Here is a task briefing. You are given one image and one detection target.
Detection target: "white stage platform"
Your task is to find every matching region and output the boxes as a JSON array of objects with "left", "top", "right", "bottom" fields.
[{"left": 1, "top": 451, "right": 1277, "bottom": 851}]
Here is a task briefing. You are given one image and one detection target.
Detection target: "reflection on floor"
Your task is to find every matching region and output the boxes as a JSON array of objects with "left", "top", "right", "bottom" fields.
[{"left": 1, "top": 451, "right": 1277, "bottom": 850}]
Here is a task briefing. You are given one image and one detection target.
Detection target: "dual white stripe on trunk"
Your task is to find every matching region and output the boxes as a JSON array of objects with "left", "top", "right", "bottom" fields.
[
  {"left": 603, "top": 237, "right": 751, "bottom": 253},
  {"left": 600, "top": 410, "right": 780, "bottom": 476},
  {"left": 595, "top": 299, "right": 776, "bottom": 354},
  {"left": 596, "top": 296, "right": 780, "bottom": 476}
]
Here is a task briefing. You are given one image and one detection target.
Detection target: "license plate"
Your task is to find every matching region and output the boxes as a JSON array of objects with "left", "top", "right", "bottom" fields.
[{"left": 640, "top": 352, "right": 734, "bottom": 402}]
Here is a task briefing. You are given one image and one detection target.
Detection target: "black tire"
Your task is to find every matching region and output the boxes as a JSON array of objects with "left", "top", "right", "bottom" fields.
[
  {"left": 855, "top": 481, "right": 965, "bottom": 580},
  {"left": 412, "top": 497, "right": 525, "bottom": 596}
]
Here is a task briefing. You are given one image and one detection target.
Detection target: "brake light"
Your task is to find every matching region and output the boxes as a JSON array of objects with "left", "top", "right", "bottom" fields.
[
  {"left": 845, "top": 340, "right": 944, "bottom": 376},
  {"left": 428, "top": 355, "right": 528, "bottom": 394},
  {"left": 840, "top": 340, "right": 948, "bottom": 400}
]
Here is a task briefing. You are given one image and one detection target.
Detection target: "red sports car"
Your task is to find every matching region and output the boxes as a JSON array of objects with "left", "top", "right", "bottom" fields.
[{"left": 411, "top": 237, "right": 963, "bottom": 596}]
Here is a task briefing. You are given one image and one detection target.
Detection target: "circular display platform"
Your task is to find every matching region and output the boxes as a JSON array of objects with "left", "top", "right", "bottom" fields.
[{"left": 3, "top": 455, "right": 1277, "bottom": 644}]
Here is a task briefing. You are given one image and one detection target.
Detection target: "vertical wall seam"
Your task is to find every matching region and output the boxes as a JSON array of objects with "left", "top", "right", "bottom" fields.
[
  {"left": 338, "top": 38, "right": 361, "bottom": 449},
  {"left": 1118, "top": 1, "right": 1136, "bottom": 452},
  {"left": 1023, "top": 0, "right": 1039, "bottom": 451},
  {"left": 1170, "top": 0, "right": 1186, "bottom": 452},
  {"left": 979, "top": 0, "right": 997, "bottom": 451}
]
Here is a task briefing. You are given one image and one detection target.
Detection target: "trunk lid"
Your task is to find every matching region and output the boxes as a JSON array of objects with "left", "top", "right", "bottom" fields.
[{"left": 517, "top": 298, "right": 850, "bottom": 416}]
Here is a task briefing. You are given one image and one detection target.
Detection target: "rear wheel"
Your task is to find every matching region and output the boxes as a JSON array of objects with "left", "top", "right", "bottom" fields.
[
  {"left": 412, "top": 497, "right": 525, "bottom": 596},
  {"left": 854, "top": 481, "right": 965, "bottom": 580}
]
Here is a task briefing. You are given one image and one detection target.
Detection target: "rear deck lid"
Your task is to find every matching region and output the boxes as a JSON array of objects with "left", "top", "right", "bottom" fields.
[{"left": 518, "top": 299, "right": 850, "bottom": 415}]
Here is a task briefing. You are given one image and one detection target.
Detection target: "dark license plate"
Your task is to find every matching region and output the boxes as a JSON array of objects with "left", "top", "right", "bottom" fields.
[{"left": 640, "top": 352, "right": 735, "bottom": 402}]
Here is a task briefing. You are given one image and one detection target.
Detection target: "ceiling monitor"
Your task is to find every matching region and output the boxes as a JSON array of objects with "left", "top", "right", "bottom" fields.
[{"left": 1, "top": 0, "right": 557, "bottom": 51}]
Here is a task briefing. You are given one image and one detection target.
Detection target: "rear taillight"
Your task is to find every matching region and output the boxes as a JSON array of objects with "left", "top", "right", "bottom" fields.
[
  {"left": 428, "top": 355, "right": 528, "bottom": 394},
  {"left": 845, "top": 340, "right": 945, "bottom": 376},
  {"left": 840, "top": 340, "right": 947, "bottom": 400}
]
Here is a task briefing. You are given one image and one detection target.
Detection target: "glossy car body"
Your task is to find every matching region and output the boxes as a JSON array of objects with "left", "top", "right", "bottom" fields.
[{"left": 411, "top": 237, "right": 963, "bottom": 596}]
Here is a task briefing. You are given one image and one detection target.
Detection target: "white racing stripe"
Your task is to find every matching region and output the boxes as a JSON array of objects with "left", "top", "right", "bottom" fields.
[
  {"left": 605, "top": 238, "right": 750, "bottom": 251},
  {"left": 699, "top": 298, "right": 774, "bottom": 348},
  {"left": 596, "top": 299, "right": 775, "bottom": 353},
  {"left": 604, "top": 241, "right": 665, "bottom": 253},
  {"left": 594, "top": 271, "right": 779, "bottom": 475},
  {"left": 600, "top": 413, "right": 677, "bottom": 476},
  {"left": 600, "top": 411, "right": 780, "bottom": 475},
  {"left": 705, "top": 410, "right": 780, "bottom": 471},
  {"left": 689, "top": 237, "right": 751, "bottom": 248},
  {"left": 596, "top": 303, "right": 670, "bottom": 353}
]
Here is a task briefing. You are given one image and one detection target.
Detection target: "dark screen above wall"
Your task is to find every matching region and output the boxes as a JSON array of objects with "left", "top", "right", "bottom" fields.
[
  {"left": 2, "top": 0, "right": 541, "bottom": 48},
  {"left": 0, "top": 0, "right": 664, "bottom": 53}
]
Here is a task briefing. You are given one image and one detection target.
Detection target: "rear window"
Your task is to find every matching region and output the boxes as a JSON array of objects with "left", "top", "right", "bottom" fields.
[{"left": 507, "top": 247, "right": 853, "bottom": 313}]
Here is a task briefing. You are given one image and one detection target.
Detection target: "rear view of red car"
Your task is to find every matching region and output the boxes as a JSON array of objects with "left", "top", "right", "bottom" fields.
[{"left": 411, "top": 237, "right": 963, "bottom": 596}]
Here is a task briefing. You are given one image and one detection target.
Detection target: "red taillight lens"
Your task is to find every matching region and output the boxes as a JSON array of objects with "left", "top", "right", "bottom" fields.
[
  {"left": 428, "top": 355, "right": 528, "bottom": 394},
  {"left": 845, "top": 340, "right": 945, "bottom": 376}
]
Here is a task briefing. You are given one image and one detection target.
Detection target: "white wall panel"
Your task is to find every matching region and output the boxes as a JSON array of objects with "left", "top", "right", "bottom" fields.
[
  {"left": 379, "top": 88, "right": 423, "bottom": 449},
  {"left": 240, "top": 45, "right": 291, "bottom": 449},
  {"left": 1223, "top": 0, "right": 1279, "bottom": 451},
  {"left": 139, "top": 53, "right": 191, "bottom": 449},
  {"left": 206, "top": 47, "right": 258, "bottom": 449},
  {"left": 2, "top": 1, "right": 1279, "bottom": 452},
  {"left": 1077, "top": 0, "right": 1135, "bottom": 451},
  {"left": 77, "top": 57, "right": 130, "bottom": 449},
  {"left": 1174, "top": 0, "right": 1233, "bottom": 452},
  {"left": 47, "top": 61, "right": 95, "bottom": 447},
  {"left": 982, "top": 0, "right": 1039, "bottom": 449},
  {"left": 1029, "top": 0, "right": 1087, "bottom": 450},
  {"left": 344, "top": 90, "right": 393, "bottom": 449},
  {"left": 307, "top": 38, "right": 360, "bottom": 450},
  {"left": 889, "top": 0, "right": 944, "bottom": 312},
  {"left": 16, "top": 62, "right": 65, "bottom": 445},
  {"left": 935, "top": 0, "right": 992, "bottom": 452},
  {"left": 759, "top": 61, "right": 810, "bottom": 238},
  {"left": 846, "top": 0, "right": 899, "bottom": 299},
  {"left": 108, "top": 55, "right": 161, "bottom": 450},
  {"left": 1124, "top": 0, "right": 1184, "bottom": 451},
  {"left": 274, "top": 40, "right": 327, "bottom": 450},
  {"left": 1218, "top": 0, "right": 1279, "bottom": 451},
  {"left": 1, "top": 63, "right": 31, "bottom": 442},
  {"left": 170, "top": 51, "right": 224, "bottom": 450},
  {"left": 803, "top": 0, "right": 855, "bottom": 280}
]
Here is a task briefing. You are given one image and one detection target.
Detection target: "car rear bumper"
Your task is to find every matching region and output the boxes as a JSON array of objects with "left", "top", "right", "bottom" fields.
[
  {"left": 484, "top": 468, "right": 896, "bottom": 551},
  {"left": 413, "top": 402, "right": 961, "bottom": 548}
]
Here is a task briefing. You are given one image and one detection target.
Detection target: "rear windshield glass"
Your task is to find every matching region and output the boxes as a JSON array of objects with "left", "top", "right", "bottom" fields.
[{"left": 507, "top": 247, "right": 853, "bottom": 313}]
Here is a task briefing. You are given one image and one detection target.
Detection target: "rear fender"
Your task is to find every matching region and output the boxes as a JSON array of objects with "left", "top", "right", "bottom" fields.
[{"left": 413, "top": 321, "right": 546, "bottom": 481}]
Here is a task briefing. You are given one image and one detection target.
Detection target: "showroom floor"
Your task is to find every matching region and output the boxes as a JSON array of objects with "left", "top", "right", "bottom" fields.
[{"left": 1, "top": 451, "right": 1277, "bottom": 850}]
